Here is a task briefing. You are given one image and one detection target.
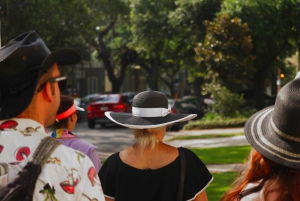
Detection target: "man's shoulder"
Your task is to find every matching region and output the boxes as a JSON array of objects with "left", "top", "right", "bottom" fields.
[{"left": 52, "top": 144, "right": 94, "bottom": 165}]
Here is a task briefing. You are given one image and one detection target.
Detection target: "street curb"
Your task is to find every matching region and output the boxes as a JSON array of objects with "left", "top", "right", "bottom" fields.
[
  {"left": 207, "top": 163, "right": 244, "bottom": 173},
  {"left": 166, "top": 127, "right": 244, "bottom": 138}
]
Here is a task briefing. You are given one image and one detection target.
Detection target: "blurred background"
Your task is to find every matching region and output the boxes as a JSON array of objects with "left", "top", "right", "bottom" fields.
[{"left": 1, "top": 0, "right": 299, "bottom": 128}]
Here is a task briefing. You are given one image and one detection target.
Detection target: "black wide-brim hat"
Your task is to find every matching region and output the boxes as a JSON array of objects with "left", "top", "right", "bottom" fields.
[
  {"left": 244, "top": 77, "right": 300, "bottom": 170},
  {"left": 105, "top": 91, "right": 197, "bottom": 129},
  {"left": 0, "top": 31, "right": 81, "bottom": 119}
]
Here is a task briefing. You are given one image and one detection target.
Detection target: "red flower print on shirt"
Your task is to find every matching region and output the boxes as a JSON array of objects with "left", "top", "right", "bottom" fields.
[
  {"left": 15, "top": 147, "right": 30, "bottom": 161},
  {"left": 88, "top": 167, "right": 99, "bottom": 187},
  {"left": 0, "top": 120, "right": 18, "bottom": 130}
]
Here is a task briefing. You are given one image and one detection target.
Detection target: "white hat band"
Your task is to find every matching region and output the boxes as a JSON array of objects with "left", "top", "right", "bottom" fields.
[{"left": 132, "top": 105, "right": 171, "bottom": 117}]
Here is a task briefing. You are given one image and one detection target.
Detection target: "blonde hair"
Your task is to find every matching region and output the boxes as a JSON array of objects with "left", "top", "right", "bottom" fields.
[{"left": 132, "top": 126, "right": 167, "bottom": 150}]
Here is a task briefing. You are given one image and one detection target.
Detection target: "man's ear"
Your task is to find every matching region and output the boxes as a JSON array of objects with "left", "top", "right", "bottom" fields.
[{"left": 42, "top": 82, "right": 54, "bottom": 102}]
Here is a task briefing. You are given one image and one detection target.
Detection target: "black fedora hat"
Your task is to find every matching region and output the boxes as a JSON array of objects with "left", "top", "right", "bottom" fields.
[
  {"left": 244, "top": 75, "right": 300, "bottom": 169},
  {"left": 0, "top": 31, "right": 81, "bottom": 119},
  {"left": 105, "top": 91, "right": 197, "bottom": 129}
]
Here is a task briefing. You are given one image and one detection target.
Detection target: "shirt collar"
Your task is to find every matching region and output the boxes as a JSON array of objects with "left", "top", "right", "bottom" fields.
[{"left": 0, "top": 118, "right": 47, "bottom": 134}]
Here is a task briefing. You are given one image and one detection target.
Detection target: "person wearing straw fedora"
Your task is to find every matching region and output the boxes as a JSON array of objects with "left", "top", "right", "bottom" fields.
[
  {"left": 99, "top": 91, "right": 213, "bottom": 201},
  {"left": 221, "top": 73, "right": 300, "bottom": 201},
  {"left": 51, "top": 95, "right": 102, "bottom": 172},
  {"left": 0, "top": 31, "right": 105, "bottom": 201}
]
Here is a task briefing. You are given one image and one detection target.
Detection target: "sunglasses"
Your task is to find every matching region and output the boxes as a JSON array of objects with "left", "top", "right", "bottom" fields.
[{"left": 37, "top": 76, "right": 67, "bottom": 93}]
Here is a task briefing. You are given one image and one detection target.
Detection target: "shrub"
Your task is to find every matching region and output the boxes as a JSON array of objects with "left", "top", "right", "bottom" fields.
[
  {"left": 211, "top": 86, "right": 244, "bottom": 117},
  {"left": 183, "top": 116, "right": 248, "bottom": 130},
  {"left": 182, "top": 110, "right": 256, "bottom": 130}
]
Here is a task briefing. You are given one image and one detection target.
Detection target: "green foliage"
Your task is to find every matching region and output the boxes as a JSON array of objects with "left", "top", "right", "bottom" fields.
[
  {"left": 203, "top": 81, "right": 245, "bottom": 117},
  {"left": 206, "top": 172, "right": 239, "bottom": 201},
  {"left": 211, "top": 86, "right": 245, "bottom": 117},
  {"left": 221, "top": 0, "right": 293, "bottom": 109},
  {"left": 0, "top": 0, "right": 95, "bottom": 51},
  {"left": 129, "top": 0, "right": 222, "bottom": 93},
  {"left": 183, "top": 108, "right": 256, "bottom": 129},
  {"left": 168, "top": 0, "right": 222, "bottom": 39},
  {"left": 283, "top": 0, "right": 300, "bottom": 75},
  {"left": 129, "top": 0, "right": 176, "bottom": 56},
  {"left": 183, "top": 116, "right": 248, "bottom": 130},
  {"left": 194, "top": 14, "right": 254, "bottom": 90}
]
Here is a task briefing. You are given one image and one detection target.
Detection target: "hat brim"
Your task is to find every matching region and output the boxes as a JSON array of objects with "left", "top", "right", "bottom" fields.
[
  {"left": 105, "top": 112, "right": 197, "bottom": 129},
  {"left": 76, "top": 106, "right": 85, "bottom": 111},
  {"left": 41, "top": 49, "right": 81, "bottom": 71},
  {"left": 244, "top": 106, "right": 300, "bottom": 169},
  {"left": 0, "top": 49, "right": 80, "bottom": 119}
]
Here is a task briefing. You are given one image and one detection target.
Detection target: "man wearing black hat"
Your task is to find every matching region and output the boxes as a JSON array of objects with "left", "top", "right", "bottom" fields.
[{"left": 0, "top": 31, "right": 105, "bottom": 200}]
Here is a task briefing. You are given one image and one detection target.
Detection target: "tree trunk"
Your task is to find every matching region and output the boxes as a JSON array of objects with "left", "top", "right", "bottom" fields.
[
  {"left": 150, "top": 57, "right": 159, "bottom": 90},
  {"left": 193, "top": 77, "right": 203, "bottom": 97},
  {"left": 112, "top": 81, "right": 121, "bottom": 93},
  {"left": 297, "top": 50, "right": 300, "bottom": 74},
  {"left": 169, "top": 83, "right": 174, "bottom": 98},
  {"left": 94, "top": 21, "right": 137, "bottom": 94},
  {"left": 253, "top": 69, "right": 267, "bottom": 110},
  {"left": 160, "top": 76, "right": 175, "bottom": 98}
]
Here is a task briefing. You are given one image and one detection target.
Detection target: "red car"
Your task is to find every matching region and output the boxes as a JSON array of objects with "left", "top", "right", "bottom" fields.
[{"left": 87, "top": 94, "right": 131, "bottom": 128}]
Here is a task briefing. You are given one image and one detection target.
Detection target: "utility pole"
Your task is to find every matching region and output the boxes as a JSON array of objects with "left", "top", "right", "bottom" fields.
[
  {"left": 0, "top": 21, "right": 1, "bottom": 48},
  {"left": 277, "top": 68, "right": 281, "bottom": 93}
]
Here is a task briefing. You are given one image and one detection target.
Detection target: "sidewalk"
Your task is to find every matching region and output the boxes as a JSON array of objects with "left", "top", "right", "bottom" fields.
[{"left": 164, "top": 127, "right": 247, "bottom": 173}]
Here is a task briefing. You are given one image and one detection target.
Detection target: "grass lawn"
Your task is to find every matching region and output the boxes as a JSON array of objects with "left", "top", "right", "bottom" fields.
[
  {"left": 206, "top": 172, "right": 239, "bottom": 201},
  {"left": 190, "top": 145, "right": 251, "bottom": 164},
  {"left": 166, "top": 133, "right": 244, "bottom": 141}
]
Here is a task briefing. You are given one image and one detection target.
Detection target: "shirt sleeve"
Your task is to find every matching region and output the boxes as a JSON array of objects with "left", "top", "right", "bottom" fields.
[
  {"left": 98, "top": 153, "right": 119, "bottom": 199},
  {"left": 182, "top": 147, "right": 213, "bottom": 201},
  {"left": 87, "top": 148, "right": 102, "bottom": 173}
]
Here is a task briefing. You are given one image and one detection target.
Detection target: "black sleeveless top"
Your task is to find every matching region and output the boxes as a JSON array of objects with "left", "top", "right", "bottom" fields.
[{"left": 99, "top": 147, "right": 213, "bottom": 201}]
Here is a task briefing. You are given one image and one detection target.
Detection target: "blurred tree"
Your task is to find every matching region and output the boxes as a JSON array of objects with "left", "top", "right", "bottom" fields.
[
  {"left": 130, "top": 0, "right": 222, "bottom": 96},
  {"left": 88, "top": 0, "right": 138, "bottom": 93},
  {"left": 129, "top": 0, "right": 177, "bottom": 92},
  {"left": 0, "top": 0, "right": 93, "bottom": 51},
  {"left": 221, "top": 0, "right": 292, "bottom": 109},
  {"left": 168, "top": 0, "right": 222, "bottom": 97},
  {"left": 282, "top": 1, "right": 300, "bottom": 74},
  {"left": 0, "top": 0, "right": 139, "bottom": 93},
  {"left": 194, "top": 14, "right": 255, "bottom": 92}
]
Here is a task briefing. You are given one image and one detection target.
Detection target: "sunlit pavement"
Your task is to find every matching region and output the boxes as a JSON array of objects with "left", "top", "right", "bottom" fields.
[
  {"left": 74, "top": 122, "right": 135, "bottom": 159},
  {"left": 165, "top": 135, "right": 248, "bottom": 149}
]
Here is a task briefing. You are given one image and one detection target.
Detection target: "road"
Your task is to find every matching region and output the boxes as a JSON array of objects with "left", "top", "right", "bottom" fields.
[
  {"left": 73, "top": 121, "right": 135, "bottom": 160},
  {"left": 73, "top": 121, "right": 248, "bottom": 161}
]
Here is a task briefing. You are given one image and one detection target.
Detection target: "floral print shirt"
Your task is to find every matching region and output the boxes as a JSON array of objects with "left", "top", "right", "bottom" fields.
[{"left": 0, "top": 118, "right": 105, "bottom": 201}]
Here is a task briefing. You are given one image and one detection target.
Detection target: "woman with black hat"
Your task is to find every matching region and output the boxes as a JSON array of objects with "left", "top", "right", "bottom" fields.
[
  {"left": 99, "top": 91, "right": 213, "bottom": 201},
  {"left": 52, "top": 95, "right": 101, "bottom": 172},
  {"left": 221, "top": 75, "right": 300, "bottom": 201}
]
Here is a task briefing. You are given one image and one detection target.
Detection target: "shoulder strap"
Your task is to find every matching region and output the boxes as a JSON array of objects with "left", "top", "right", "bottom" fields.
[
  {"left": 237, "top": 180, "right": 266, "bottom": 201},
  {"left": 0, "top": 136, "right": 61, "bottom": 201},
  {"left": 32, "top": 136, "right": 61, "bottom": 166},
  {"left": 177, "top": 147, "right": 186, "bottom": 201}
]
